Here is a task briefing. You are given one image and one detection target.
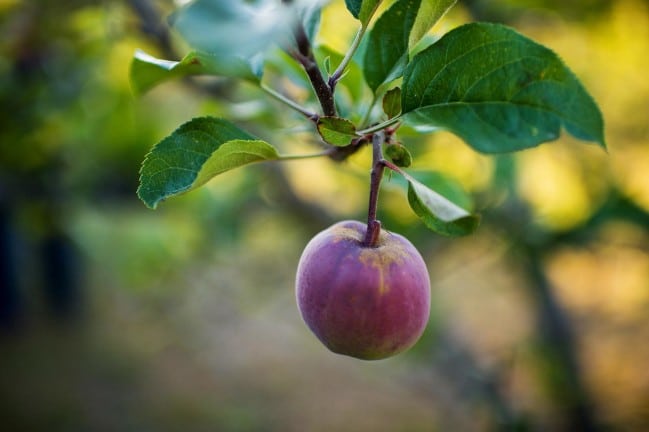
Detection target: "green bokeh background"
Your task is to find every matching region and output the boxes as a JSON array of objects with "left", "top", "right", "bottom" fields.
[{"left": 1, "top": 1, "right": 648, "bottom": 430}]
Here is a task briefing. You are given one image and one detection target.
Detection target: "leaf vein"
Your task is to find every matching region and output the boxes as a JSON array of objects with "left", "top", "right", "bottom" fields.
[{"left": 415, "top": 38, "right": 515, "bottom": 108}]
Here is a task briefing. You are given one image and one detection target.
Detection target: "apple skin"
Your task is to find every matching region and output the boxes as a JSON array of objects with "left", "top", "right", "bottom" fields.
[{"left": 296, "top": 220, "right": 431, "bottom": 360}]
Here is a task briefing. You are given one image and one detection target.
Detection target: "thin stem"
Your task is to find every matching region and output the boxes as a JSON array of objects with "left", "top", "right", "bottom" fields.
[
  {"left": 363, "top": 131, "right": 386, "bottom": 247},
  {"left": 278, "top": 150, "right": 331, "bottom": 161},
  {"left": 329, "top": 25, "right": 366, "bottom": 88},
  {"left": 357, "top": 117, "right": 401, "bottom": 136},
  {"left": 381, "top": 159, "right": 406, "bottom": 176},
  {"left": 261, "top": 84, "right": 318, "bottom": 121}
]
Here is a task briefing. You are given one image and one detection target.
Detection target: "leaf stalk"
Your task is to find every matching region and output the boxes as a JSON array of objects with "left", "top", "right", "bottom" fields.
[
  {"left": 329, "top": 25, "right": 366, "bottom": 90},
  {"left": 261, "top": 84, "right": 318, "bottom": 121},
  {"left": 357, "top": 117, "right": 401, "bottom": 135}
]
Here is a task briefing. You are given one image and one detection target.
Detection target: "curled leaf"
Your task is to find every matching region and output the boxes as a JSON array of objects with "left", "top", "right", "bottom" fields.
[
  {"left": 404, "top": 174, "right": 480, "bottom": 236},
  {"left": 130, "top": 49, "right": 260, "bottom": 95}
]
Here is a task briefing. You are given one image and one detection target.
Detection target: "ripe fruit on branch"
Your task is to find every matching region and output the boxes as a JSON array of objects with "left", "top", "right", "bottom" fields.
[{"left": 296, "top": 220, "right": 431, "bottom": 360}]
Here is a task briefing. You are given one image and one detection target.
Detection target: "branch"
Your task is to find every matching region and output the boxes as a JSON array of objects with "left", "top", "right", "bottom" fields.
[
  {"left": 363, "top": 131, "right": 386, "bottom": 247},
  {"left": 289, "top": 17, "right": 336, "bottom": 117}
]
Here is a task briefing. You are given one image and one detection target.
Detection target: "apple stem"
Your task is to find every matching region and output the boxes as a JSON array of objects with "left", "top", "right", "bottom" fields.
[{"left": 363, "top": 131, "right": 386, "bottom": 248}]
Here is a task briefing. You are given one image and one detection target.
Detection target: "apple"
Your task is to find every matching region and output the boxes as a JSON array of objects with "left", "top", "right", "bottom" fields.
[{"left": 296, "top": 220, "right": 431, "bottom": 360}]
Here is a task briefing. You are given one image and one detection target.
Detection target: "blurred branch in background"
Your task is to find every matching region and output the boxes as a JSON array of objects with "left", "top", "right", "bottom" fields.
[
  {"left": 0, "top": 2, "right": 86, "bottom": 329},
  {"left": 128, "top": 0, "right": 174, "bottom": 58}
]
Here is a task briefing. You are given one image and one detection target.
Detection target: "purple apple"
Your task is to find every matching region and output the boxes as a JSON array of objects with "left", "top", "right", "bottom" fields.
[{"left": 296, "top": 220, "right": 431, "bottom": 360}]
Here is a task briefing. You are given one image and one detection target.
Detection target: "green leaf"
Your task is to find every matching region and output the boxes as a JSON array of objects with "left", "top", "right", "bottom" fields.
[
  {"left": 384, "top": 143, "right": 412, "bottom": 167},
  {"left": 171, "top": 0, "right": 290, "bottom": 58},
  {"left": 409, "top": 0, "right": 457, "bottom": 49},
  {"left": 401, "top": 22, "right": 606, "bottom": 153},
  {"left": 405, "top": 174, "right": 480, "bottom": 236},
  {"left": 363, "top": 0, "right": 456, "bottom": 91},
  {"left": 317, "top": 117, "right": 358, "bottom": 146},
  {"left": 138, "top": 117, "right": 279, "bottom": 209},
  {"left": 382, "top": 87, "right": 402, "bottom": 118},
  {"left": 408, "top": 170, "right": 474, "bottom": 210},
  {"left": 301, "top": 2, "right": 322, "bottom": 44},
  {"left": 345, "top": 0, "right": 362, "bottom": 18},
  {"left": 345, "top": 0, "right": 382, "bottom": 25},
  {"left": 130, "top": 50, "right": 261, "bottom": 95},
  {"left": 323, "top": 56, "right": 332, "bottom": 74},
  {"left": 362, "top": 0, "right": 416, "bottom": 91},
  {"left": 171, "top": 0, "right": 323, "bottom": 57},
  {"left": 265, "top": 48, "right": 313, "bottom": 91},
  {"left": 359, "top": 0, "right": 383, "bottom": 26}
]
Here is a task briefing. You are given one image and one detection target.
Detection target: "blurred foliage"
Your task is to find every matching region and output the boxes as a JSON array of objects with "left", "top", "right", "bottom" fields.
[{"left": 1, "top": 0, "right": 648, "bottom": 431}]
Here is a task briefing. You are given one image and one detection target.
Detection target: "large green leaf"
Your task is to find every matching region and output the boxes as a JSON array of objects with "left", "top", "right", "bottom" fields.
[
  {"left": 363, "top": 0, "right": 456, "bottom": 91},
  {"left": 171, "top": 0, "right": 324, "bottom": 57},
  {"left": 404, "top": 173, "right": 479, "bottom": 236},
  {"left": 138, "top": 117, "right": 279, "bottom": 209},
  {"left": 130, "top": 50, "right": 261, "bottom": 95},
  {"left": 401, "top": 22, "right": 606, "bottom": 153},
  {"left": 171, "top": 0, "right": 290, "bottom": 58}
]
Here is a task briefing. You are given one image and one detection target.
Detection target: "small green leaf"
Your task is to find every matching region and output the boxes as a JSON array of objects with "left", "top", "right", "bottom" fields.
[
  {"left": 317, "top": 117, "right": 358, "bottom": 146},
  {"left": 384, "top": 143, "right": 412, "bottom": 167},
  {"left": 402, "top": 22, "right": 606, "bottom": 153},
  {"left": 363, "top": 0, "right": 455, "bottom": 91},
  {"left": 382, "top": 87, "right": 402, "bottom": 118},
  {"left": 359, "top": 0, "right": 383, "bottom": 26},
  {"left": 323, "top": 56, "right": 332, "bottom": 74},
  {"left": 345, "top": 0, "right": 362, "bottom": 18},
  {"left": 130, "top": 50, "right": 260, "bottom": 95},
  {"left": 406, "top": 175, "right": 480, "bottom": 236},
  {"left": 345, "top": 0, "right": 382, "bottom": 25},
  {"left": 315, "top": 45, "right": 367, "bottom": 116},
  {"left": 138, "top": 117, "right": 279, "bottom": 209},
  {"left": 409, "top": 0, "right": 456, "bottom": 49}
]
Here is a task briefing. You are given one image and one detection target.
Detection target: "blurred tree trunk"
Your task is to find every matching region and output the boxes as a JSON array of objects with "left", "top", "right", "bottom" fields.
[{"left": 524, "top": 248, "right": 598, "bottom": 432}]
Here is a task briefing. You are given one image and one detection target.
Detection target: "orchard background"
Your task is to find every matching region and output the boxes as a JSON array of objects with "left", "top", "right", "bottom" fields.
[{"left": 1, "top": 0, "right": 648, "bottom": 430}]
